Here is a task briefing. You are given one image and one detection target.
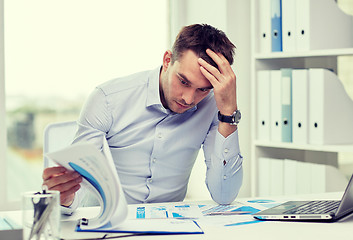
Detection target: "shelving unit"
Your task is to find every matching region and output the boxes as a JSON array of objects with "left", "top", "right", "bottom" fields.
[{"left": 250, "top": 0, "right": 353, "bottom": 197}]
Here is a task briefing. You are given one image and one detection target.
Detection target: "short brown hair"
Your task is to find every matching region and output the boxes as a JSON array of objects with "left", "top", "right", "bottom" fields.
[{"left": 171, "top": 24, "right": 236, "bottom": 68}]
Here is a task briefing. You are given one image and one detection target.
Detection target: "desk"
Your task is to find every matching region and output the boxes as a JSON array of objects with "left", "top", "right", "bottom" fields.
[{"left": 2, "top": 192, "right": 353, "bottom": 240}]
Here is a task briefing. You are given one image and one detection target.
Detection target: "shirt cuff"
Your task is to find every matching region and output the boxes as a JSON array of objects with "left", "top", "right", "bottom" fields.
[
  {"left": 60, "top": 193, "right": 80, "bottom": 215},
  {"left": 213, "top": 129, "right": 240, "bottom": 161}
]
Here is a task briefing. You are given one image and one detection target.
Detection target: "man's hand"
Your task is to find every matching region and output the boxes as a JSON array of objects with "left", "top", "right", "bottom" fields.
[
  {"left": 42, "top": 166, "right": 82, "bottom": 207},
  {"left": 198, "top": 49, "right": 238, "bottom": 137}
]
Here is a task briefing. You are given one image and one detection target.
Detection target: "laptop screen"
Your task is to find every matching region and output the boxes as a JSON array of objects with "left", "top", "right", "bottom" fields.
[{"left": 335, "top": 174, "right": 353, "bottom": 219}]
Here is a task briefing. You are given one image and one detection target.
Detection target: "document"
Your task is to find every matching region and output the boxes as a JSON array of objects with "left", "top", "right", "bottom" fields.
[
  {"left": 46, "top": 142, "right": 203, "bottom": 234},
  {"left": 46, "top": 141, "right": 128, "bottom": 230}
]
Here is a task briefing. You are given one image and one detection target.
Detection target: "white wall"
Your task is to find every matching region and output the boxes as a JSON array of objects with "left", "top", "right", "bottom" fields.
[
  {"left": 170, "top": 0, "right": 252, "bottom": 199},
  {"left": 0, "top": 0, "right": 8, "bottom": 209}
]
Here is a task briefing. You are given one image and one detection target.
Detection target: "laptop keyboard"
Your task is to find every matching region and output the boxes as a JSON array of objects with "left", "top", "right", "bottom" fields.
[{"left": 284, "top": 200, "right": 341, "bottom": 215}]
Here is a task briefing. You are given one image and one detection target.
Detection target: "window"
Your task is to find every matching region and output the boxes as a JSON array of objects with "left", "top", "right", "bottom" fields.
[{"left": 1, "top": 0, "right": 169, "bottom": 210}]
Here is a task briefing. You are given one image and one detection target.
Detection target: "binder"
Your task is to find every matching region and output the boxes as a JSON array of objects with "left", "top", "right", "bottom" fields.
[
  {"left": 310, "top": 162, "right": 326, "bottom": 194},
  {"left": 281, "top": 68, "right": 292, "bottom": 142},
  {"left": 283, "top": 159, "right": 297, "bottom": 195},
  {"left": 258, "top": 0, "right": 272, "bottom": 53},
  {"left": 271, "top": 0, "right": 282, "bottom": 52},
  {"left": 296, "top": 161, "right": 311, "bottom": 194},
  {"left": 308, "top": 68, "right": 353, "bottom": 145},
  {"left": 258, "top": 157, "right": 271, "bottom": 196},
  {"left": 270, "top": 70, "right": 282, "bottom": 142},
  {"left": 292, "top": 69, "right": 309, "bottom": 144},
  {"left": 257, "top": 71, "right": 271, "bottom": 141},
  {"left": 281, "top": 0, "right": 296, "bottom": 52},
  {"left": 295, "top": 0, "right": 353, "bottom": 51},
  {"left": 269, "top": 158, "right": 284, "bottom": 196}
]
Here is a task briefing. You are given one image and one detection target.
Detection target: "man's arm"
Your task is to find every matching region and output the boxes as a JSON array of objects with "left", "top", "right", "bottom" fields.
[{"left": 198, "top": 49, "right": 243, "bottom": 204}]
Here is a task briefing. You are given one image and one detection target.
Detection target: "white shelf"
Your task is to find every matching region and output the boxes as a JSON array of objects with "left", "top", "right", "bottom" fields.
[
  {"left": 255, "top": 48, "right": 353, "bottom": 59},
  {"left": 254, "top": 140, "right": 353, "bottom": 153}
]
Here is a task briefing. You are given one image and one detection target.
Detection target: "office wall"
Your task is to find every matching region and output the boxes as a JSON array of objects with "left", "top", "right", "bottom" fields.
[
  {"left": 171, "top": 0, "right": 252, "bottom": 199},
  {"left": 0, "top": 0, "right": 7, "bottom": 209}
]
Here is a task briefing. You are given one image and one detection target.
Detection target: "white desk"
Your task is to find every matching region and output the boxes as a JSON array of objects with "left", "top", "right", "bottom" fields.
[{"left": 2, "top": 192, "right": 353, "bottom": 240}]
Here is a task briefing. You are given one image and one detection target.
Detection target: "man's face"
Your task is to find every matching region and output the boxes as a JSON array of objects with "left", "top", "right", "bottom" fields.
[{"left": 160, "top": 50, "right": 213, "bottom": 114}]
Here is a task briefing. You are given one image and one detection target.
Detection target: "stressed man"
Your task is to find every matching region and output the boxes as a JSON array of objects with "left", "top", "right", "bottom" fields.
[{"left": 42, "top": 24, "right": 243, "bottom": 214}]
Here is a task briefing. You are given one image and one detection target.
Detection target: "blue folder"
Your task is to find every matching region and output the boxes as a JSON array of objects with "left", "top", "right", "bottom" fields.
[
  {"left": 271, "top": 0, "right": 282, "bottom": 52},
  {"left": 281, "top": 68, "right": 292, "bottom": 142}
]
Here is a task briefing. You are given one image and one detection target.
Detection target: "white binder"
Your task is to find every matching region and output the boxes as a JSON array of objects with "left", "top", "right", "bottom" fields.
[
  {"left": 296, "top": 161, "right": 311, "bottom": 194},
  {"left": 292, "top": 69, "right": 309, "bottom": 144},
  {"left": 269, "top": 158, "right": 284, "bottom": 196},
  {"left": 257, "top": 71, "right": 271, "bottom": 141},
  {"left": 258, "top": 0, "right": 272, "bottom": 53},
  {"left": 281, "top": 68, "right": 292, "bottom": 143},
  {"left": 270, "top": 70, "right": 282, "bottom": 142},
  {"left": 308, "top": 68, "right": 353, "bottom": 145},
  {"left": 258, "top": 157, "right": 271, "bottom": 196},
  {"left": 282, "top": 0, "right": 296, "bottom": 52},
  {"left": 295, "top": 0, "right": 353, "bottom": 51},
  {"left": 284, "top": 159, "right": 297, "bottom": 195}
]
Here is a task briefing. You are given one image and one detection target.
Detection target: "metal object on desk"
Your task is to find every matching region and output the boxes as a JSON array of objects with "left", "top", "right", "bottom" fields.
[{"left": 22, "top": 190, "right": 60, "bottom": 240}]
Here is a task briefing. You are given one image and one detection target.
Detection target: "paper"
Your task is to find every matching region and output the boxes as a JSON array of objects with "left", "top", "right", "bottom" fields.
[
  {"left": 129, "top": 204, "right": 202, "bottom": 219},
  {"left": 46, "top": 143, "right": 203, "bottom": 234},
  {"left": 76, "top": 219, "right": 203, "bottom": 234},
  {"left": 46, "top": 141, "right": 128, "bottom": 230}
]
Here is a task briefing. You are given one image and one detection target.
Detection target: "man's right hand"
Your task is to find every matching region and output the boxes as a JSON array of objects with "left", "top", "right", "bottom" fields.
[{"left": 42, "top": 166, "right": 82, "bottom": 207}]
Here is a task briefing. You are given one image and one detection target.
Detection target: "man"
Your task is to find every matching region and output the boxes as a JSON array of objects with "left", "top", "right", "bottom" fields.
[{"left": 42, "top": 24, "right": 243, "bottom": 214}]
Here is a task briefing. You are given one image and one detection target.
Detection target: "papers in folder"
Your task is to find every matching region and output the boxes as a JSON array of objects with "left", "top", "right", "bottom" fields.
[{"left": 46, "top": 141, "right": 203, "bottom": 234}]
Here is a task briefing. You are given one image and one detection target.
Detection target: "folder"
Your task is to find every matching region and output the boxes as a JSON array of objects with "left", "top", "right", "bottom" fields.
[
  {"left": 310, "top": 162, "right": 326, "bottom": 194},
  {"left": 295, "top": 0, "right": 353, "bottom": 51},
  {"left": 281, "top": 68, "right": 292, "bottom": 142},
  {"left": 258, "top": 0, "right": 272, "bottom": 53},
  {"left": 270, "top": 70, "right": 282, "bottom": 142},
  {"left": 257, "top": 71, "right": 271, "bottom": 141},
  {"left": 271, "top": 0, "right": 282, "bottom": 52},
  {"left": 281, "top": 0, "right": 296, "bottom": 52},
  {"left": 258, "top": 157, "right": 271, "bottom": 196},
  {"left": 296, "top": 161, "right": 311, "bottom": 194},
  {"left": 292, "top": 69, "right": 309, "bottom": 144},
  {"left": 283, "top": 159, "right": 297, "bottom": 195},
  {"left": 269, "top": 158, "right": 284, "bottom": 196},
  {"left": 308, "top": 68, "right": 353, "bottom": 145}
]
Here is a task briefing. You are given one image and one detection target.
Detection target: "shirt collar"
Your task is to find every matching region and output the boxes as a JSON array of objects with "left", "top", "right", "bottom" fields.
[{"left": 146, "top": 66, "right": 197, "bottom": 113}]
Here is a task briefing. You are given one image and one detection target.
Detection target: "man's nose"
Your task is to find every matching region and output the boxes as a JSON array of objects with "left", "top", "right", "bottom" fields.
[{"left": 182, "top": 88, "right": 196, "bottom": 105}]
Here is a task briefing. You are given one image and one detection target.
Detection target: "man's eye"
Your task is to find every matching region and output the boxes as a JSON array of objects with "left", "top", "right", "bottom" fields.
[
  {"left": 199, "top": 88, "right": 210, "bottom": 92},
  {"left": 179, "top": 79, "right": 189, "bottom": 86}
]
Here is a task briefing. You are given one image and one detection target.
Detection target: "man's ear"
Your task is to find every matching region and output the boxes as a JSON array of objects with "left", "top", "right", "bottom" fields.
[{"left": 162, "top": 50, "right": 172, "bottom": 71}]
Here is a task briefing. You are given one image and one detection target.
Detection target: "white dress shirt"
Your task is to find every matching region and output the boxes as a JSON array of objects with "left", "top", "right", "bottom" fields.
[{"left": 62, "top": 66, "right": 243, "bottom": 214}]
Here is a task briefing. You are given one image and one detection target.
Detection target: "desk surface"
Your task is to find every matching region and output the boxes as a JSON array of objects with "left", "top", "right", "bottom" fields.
[{"left": 2, "top": 192, "right": 353, "bottom": 240}]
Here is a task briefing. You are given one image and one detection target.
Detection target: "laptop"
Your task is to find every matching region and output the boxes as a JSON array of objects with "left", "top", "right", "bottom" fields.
[{"left": 253, "top": 174, "right": 353, "bottom": 222}]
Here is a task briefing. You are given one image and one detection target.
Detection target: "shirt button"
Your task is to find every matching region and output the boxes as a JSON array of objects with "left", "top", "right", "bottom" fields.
[
  {"left": 223, "top": 175, "right": 227, "bottom": 180},
  {"left": 147, "top": 178, "right": 153, "bottom": 183},
  {"left": 224, "top": 148, "right": 229, "bottom": 153},
  {"left": 157, "top": 133, "right": 163, "bottom": 139},
  {"left": 152, "top": 158, "right": 157, "bottom": 163}
]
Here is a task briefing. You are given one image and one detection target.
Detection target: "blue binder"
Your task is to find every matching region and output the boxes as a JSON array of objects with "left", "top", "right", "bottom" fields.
[
  {"left": 271, "top": 0, "right": 282, "bottom": 52},
  {"left": 281, "top": 68, "right": 292, "bottom": 142}
]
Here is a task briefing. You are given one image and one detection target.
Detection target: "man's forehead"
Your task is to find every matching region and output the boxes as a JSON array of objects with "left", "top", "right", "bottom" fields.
[{"left": 176, "top": 72, "right": 213, "bottom": 89}]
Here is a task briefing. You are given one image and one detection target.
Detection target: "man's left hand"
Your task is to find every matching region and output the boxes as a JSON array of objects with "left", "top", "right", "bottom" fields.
[{"left": 198, "top": 49, "right": 237, "bottom": 116}]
